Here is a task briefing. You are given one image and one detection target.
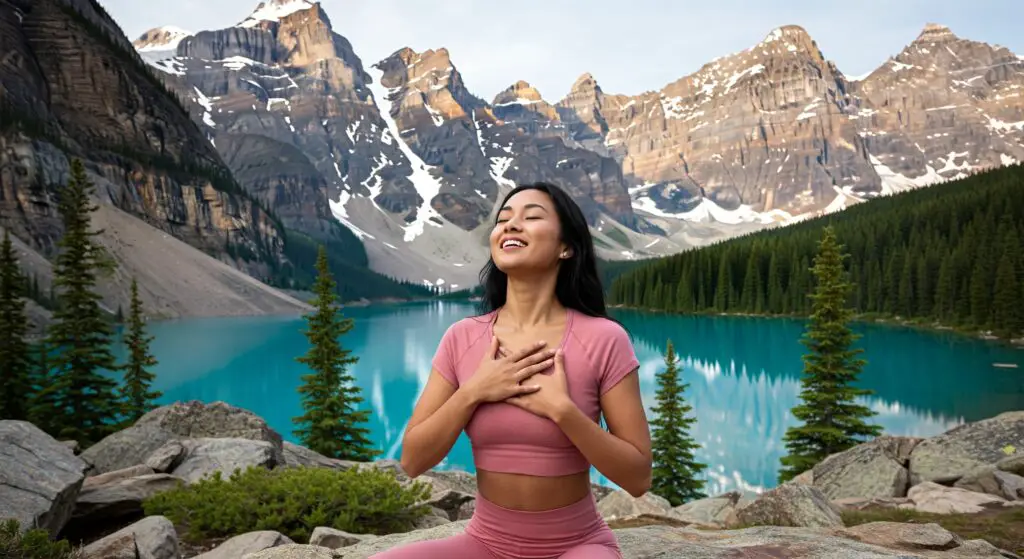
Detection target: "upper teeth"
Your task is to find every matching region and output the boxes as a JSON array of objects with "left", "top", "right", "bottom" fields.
[{"left": 503, "top": 239, "right": 526, "bottom": 248}]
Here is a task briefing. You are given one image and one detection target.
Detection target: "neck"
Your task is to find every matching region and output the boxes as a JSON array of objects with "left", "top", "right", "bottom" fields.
[{"left": 501, "top": 271, "right": 564, "bottom": 328}]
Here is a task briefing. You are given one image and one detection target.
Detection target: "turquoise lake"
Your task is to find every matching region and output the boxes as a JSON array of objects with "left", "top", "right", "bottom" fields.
[{"left": 114, "top": 301, "right": 1024, "bottom": 495}]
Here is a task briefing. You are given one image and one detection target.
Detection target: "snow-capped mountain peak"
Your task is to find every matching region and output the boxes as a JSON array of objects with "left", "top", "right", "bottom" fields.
[
  {"left": 238, "top": 0, "right": 316, "bottom": 28},
  {"left": 133, "top": 25, "right": 192, "bottom": 53}
]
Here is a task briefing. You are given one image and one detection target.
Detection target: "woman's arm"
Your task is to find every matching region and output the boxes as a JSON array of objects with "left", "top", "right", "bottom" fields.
[
  {"left": 399, "top": 372, "right": 479, "bottom": 478},
  {"left": 551, "top": 370, "right": 652, "bottom": 497}
]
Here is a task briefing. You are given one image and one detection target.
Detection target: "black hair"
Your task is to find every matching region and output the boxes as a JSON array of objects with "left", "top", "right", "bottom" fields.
[{"left": 476, "top": 182, "right": 610, "bottom": 320}]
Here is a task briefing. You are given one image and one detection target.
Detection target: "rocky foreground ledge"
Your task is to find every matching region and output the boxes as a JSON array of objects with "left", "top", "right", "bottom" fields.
[{"left": 1, "top": 401, "right": 1022, "bottom": 559}]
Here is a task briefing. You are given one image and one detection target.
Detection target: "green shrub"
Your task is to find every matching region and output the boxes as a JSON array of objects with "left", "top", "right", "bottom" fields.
[
  {"left": 142, "top": 465, "right": 432, "bottom": 543},
  {"left": 0, "top": 519, "right": 83, "bottom": 559}
]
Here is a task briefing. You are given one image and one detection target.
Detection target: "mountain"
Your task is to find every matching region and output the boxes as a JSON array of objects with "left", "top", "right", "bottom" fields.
[
  {"left": 548, "top": 24, "right": 1024, "bottom": 222},
  {"left": 130, "top": 5, "right": 1024, "bottom": 289},
  {"left": 0, "top": 0, "right": 309, "bottom": 318}
]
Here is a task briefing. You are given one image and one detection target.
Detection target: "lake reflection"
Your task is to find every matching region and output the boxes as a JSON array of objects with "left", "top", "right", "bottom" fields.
[{"left": 126, "top": 301, "right": 1024, "bottom": 495}]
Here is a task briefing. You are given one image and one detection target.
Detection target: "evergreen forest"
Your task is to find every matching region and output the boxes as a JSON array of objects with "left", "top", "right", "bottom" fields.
[{"left": 608, "top": 164, "right": 1024, "bottom": 339}]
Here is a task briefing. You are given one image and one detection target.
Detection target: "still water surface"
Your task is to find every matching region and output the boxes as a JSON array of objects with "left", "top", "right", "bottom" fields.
[{"left": 114, "top": 302, "right": 1024, "bottom": 494}]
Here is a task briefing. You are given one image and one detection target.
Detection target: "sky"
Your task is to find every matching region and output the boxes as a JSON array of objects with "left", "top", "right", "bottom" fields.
[{"left": 103, "top": 0, "right": 1024, "bottom": 101}]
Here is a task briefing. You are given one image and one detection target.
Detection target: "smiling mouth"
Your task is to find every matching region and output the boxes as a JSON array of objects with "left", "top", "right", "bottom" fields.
[{"left": 501, "top": 238, "right": 528, "bottom": 250}]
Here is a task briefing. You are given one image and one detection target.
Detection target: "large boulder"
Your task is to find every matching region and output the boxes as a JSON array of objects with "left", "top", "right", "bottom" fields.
[
  {"left": 194, "top": 530, "right": 294, "bottom": 559},
  {"left": 71, "top": 468, "right": 185, "bottom": 526},
  {"left": 0, "top": 420, "right": 88, "bottom": 534},
  {"left": 908, "top": 411, "right": 1024, "bottom": 485},
  {"left": 80, "top": 515, "right": 179, "bottom": 559},
  {"left": 170, "top": 437, "right": 278, "bottom": 483},
  {"left": 733, "top": 484, "right": 844, "bottom": 528},
  {"left": 907, "top": 482, "right": 1007, "bottom": 514},
  {"left": 80, "top": 401, "right": 284, "bottom": 474},
  {"left": 954, "top": 464, "right": 1024, "bottom": 501},
  {"left": 812, "top": 436, "right": 922, "bottom": 499},
  {"left": 596, "top": 489, "right": 673, "bottom": 520},
  {"left": 282, "top": 441, "right": 355, "bottom": 470},
  {"left": 671, "top": 491, "right": 742, "bottom": 526},
  {"left": 841, "top": 521, "right": 963, "bottom": 551}
]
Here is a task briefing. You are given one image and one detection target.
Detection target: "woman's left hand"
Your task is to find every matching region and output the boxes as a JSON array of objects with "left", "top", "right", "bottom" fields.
[{"left": 505, "top": 348, "right": 575, "bottom": 420}]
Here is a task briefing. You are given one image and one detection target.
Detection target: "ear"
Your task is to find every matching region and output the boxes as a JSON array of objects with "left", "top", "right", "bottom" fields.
[{"left": 559, "top": 246, "right": 573, "bottom": 259}]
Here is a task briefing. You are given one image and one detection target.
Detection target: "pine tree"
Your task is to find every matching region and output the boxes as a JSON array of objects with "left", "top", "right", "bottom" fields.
[
  {"left": 649, "top": 339, "right": 706, "bottom": 506},
  {"left": 292, "top": 246, "right": 378, "bottom": 461},
  {"left": 45, "top": 159, "right": 121, "bottom": 446},
  {"left": 0, "top": 230, "right": 33, "bottom": 420},
  {"left": 778, "top": 226, "right": 882, "bottom": 483},
  {"left": 117, "top": 278, "right": 162, "bottom": 425},
  {"left": 28, "top": 343, "right": 62, "bottom": 436}
]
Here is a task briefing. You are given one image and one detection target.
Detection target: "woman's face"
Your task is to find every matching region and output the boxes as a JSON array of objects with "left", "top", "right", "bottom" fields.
[{"left": 490, "top": 189, "right": 569, "bottom": 274}]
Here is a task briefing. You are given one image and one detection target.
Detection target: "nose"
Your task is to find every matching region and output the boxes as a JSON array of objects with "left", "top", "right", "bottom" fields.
[{"left": 502, "top": 215, "right": 523, "bottom": 232}]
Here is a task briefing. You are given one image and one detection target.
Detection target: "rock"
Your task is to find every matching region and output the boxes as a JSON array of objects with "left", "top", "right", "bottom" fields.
[
  {"left": 244, "top": 544, "right": 340, "bottom": 559},
  {"left": 170, "top": 437, "right": 278, "bottom": 483},
  {"left": 81, "top": 401, "right": 284, "bottom": 475},
  {"left": 813, "top": 436, "right": 922, "bottom": 499},
  {"left": 994, "top": 471, "right": 1024, "bottom": 500},
  {"left": 85, "top": 464, "right": 156, "bottom": 485},
  {"left": 71, "top": 472, "right": 184, "bottom": 526},
  {"left": 671, "top": 491, "right": 741, "bottom": 526},
  {"left": 907, "top": 481, "right": 1007, "bottom": 514},
  {"left": 145, "top": 440, "right": 186, "bottom": 472},
  {"left": 282, "top": 441, "right": 354, "bottom": 470},
  {"left": 0, "top": 420, "right": 87, "bottom": 534},
  {"left": 61, "top": 440, "right": 80, "bottom": 454},
  {"left": 733, "top": 484, "right": 844, "bottom": 528},
  {"left": 455, "top": 499, "right": 475, "bottom": 521},
  {"left": 842, "top": 521, "right": 963, "bottom": 551},
  {"left": 955, "top": 465, "right": 1024, "bottom": 501},
  {"left": 326, "top": 520, "right": 999, "bottom": 558},
  {"left": 789, "top": 469, "right": 814, "bottom": 486},
  {"left": 997, "top": 454, "right": 1024, "bottom": 477},
  {"left": 80, "top": 515, "right": 179, "bottom": 559},
  {"left": 596, "top": 489, "right": 672, "bottom": 520},
  {"left": 419, "top": 488, "right": 474, "bottom": 521},
  {"left": 909, "top": 411, "right": 1024, "bottom": 485},
  {"left": 412, "top": 509, "right": 452, "bottom": 530},
  {"left": 309, "top": 527, "right": 376, "bottom": 549},
  {"left": 831, "top": 497, "right": 913, "bottom": 511},
  {"left": 194, "top": 530, "right": 294, "bottom": 559}
]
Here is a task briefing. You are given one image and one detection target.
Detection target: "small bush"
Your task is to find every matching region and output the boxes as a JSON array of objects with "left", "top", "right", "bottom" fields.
[
  {"left": 142, "top": 465, "right": 432, "bottom": 543},
  {"left": 0, "top": 519, "right": 83, "bottom": 559}
]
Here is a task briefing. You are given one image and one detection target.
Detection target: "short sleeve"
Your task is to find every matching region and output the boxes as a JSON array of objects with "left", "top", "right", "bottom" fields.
[
  {"left": 431, "top": 323, "right": 460, "bottom": 386},
  {"left": 598, "top": 322, "right": 640, "bottom": 395}
]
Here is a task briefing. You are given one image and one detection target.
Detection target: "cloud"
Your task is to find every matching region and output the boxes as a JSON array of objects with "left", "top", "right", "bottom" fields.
[{"left": 104, "top": 0, "right": 1024, "bottom": 102}]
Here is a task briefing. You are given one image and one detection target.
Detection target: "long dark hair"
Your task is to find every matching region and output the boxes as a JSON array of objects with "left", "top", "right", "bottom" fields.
[{"left": 476, "top": 182, "right": 610, "bottom": 319}]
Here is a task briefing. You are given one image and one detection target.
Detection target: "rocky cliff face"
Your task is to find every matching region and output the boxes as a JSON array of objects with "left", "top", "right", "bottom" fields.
[
  {"left": 548, "top": 24, "right": 1024, "bottom": 223},
  {"left": 134, "top": 2, "right": 681, "bottom": 288},
  {"left": 847, "top": 24, "right": 1024, "bottom": 192},
  {"left": 132, "top": 5, "right": 1024, "bottom": 287},
  {"left": 0, "top": 0, "right": 284, "bottom": 283}
]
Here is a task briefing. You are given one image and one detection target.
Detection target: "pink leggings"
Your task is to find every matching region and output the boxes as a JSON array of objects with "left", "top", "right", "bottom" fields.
[{"left": 370, "top": 492, "right": 621, "bottom": 559}]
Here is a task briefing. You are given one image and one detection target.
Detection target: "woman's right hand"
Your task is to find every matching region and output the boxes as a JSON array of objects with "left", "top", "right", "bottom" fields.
[{"left": 463, "top": 336, "right": 555, "bottom": 404}]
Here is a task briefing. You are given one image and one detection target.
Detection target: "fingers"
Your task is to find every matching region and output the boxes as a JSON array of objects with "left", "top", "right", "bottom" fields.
[
  {"left": 514, "top": 358, "right": 554, "bottom": 382},
  {"left": 489, "top": 336, "right": 501, "bottom": 359},
  {"left": 508, "top": 340, "right": 548, "bottom": 363},
  {"left": 517, "top": 383, "right": 540, "bottom": 394}
]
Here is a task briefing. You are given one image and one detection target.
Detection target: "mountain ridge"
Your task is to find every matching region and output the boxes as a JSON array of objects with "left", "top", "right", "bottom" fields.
[{"left": 127, "top": 6, "right": 1024, "bottom": 289}]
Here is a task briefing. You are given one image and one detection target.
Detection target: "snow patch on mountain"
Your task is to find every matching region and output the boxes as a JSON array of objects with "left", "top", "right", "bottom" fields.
[
  {"left": 238, "top": 0, "right": 315, "bottom": 28},
  {"left": 366, "top": 68, "right": 446, "bottom": 243},
  {"left": 135, "top": 26, "right": 191, "bottom": 52}
]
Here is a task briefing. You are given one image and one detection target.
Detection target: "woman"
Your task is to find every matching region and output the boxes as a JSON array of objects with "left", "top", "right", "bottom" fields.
[{"left": 375, "top": 182, "right": 652, "bottom": 559}]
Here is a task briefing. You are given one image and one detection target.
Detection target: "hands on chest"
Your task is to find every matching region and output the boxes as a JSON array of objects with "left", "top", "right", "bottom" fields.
[{"left": 462, "top": 336, "right": 574, "bottom": 421}]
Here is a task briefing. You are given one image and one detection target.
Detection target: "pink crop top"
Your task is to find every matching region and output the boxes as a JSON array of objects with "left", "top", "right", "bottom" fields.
[{"left": 430, "top": 308, "right": 640, "bottom": 477}]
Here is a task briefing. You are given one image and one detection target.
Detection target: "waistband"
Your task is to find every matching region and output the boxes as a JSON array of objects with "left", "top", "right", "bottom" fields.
[{"left": 467, "top": 491, "right": 605, "bottom": 534}]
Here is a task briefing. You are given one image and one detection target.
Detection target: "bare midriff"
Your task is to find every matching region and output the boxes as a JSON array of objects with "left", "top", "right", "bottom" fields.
[{"left": 476, "top": 468, "right": 593, "bottom": 511}]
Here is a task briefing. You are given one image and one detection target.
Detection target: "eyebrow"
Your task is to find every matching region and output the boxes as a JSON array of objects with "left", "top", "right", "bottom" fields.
[{"left": 498, "top": 203, "right": 549, "bottom": 213}]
